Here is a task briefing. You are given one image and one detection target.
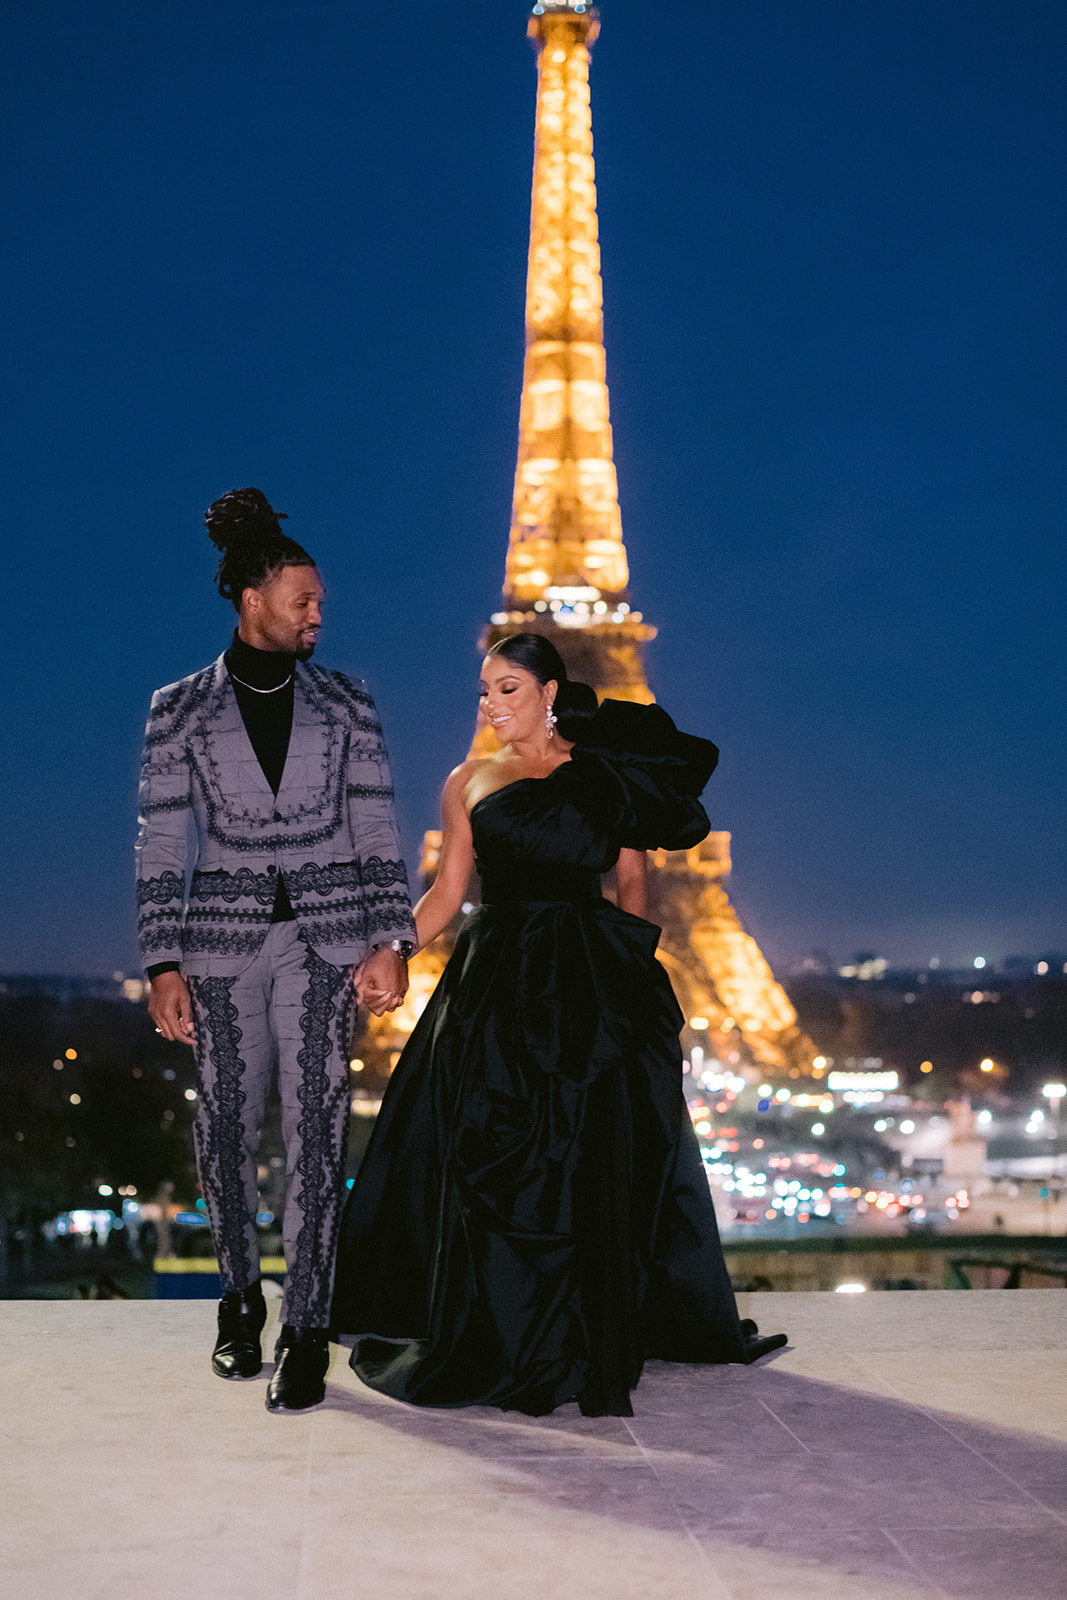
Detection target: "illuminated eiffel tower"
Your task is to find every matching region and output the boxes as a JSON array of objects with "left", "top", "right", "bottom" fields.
[
  {"left": 484, "top": 1, "right": 648, "bottom": 701},
  {"left": 361, "top": 0, "right": 814, "bottom": 1085}
]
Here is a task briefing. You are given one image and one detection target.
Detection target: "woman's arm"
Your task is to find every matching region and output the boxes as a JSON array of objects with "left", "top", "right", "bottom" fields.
[
  {"left": 615, "top": 847, "right": 648, "bottom": 919},
  {"left": 412, "top": 766, "right": 477, "bottom": 949}
]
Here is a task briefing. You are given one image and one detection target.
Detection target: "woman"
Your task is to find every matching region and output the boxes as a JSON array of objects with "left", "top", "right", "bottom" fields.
[{"left": 331, "top": 634, "right": 785, "bottom": 1416}]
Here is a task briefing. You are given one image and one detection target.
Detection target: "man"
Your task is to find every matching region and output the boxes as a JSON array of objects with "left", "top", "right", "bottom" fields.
[{"left": 135, "top": 487, "right": 415, "bottom": 1411}]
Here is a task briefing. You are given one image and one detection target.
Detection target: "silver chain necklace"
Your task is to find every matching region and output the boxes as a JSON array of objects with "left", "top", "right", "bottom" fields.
[{"left": 228, "top": 669, "right": 294, "bottom": 694}]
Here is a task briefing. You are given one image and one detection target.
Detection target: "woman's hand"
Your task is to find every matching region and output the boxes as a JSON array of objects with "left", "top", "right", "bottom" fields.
[{"left": 355, "top": 946, "right": 408, "bottom": 1015}]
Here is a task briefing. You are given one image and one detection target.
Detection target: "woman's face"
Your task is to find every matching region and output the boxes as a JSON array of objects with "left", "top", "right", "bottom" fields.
[{"left": 479, "top": 655, "right": 556, "bottom": 745}]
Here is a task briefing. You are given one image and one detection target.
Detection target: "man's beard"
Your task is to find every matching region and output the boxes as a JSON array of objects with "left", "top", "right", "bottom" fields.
[{"left": 294, "top": 641, "right": 317, "bottom": 661}]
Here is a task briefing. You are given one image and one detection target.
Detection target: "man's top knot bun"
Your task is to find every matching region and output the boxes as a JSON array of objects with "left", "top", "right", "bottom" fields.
[
  {"left": 204, "top": 487, "right": 288, "bottom": 554},
  {"left": 204, "top": 486, "right": 314, "bottom": 607}
]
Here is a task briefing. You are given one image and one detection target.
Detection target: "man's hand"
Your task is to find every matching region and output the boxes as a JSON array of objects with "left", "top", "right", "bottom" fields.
[
  {"left": 355, "top": 946, "right": 409, "bottom": 1016},
  {"left": 148, "top": 970, "right": 197, "bottom": 1045}
]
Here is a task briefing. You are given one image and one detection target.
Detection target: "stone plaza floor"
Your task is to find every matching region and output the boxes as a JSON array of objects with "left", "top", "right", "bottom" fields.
[{"left": 2, "top": 1290, "right": 1066, "bottom": 1600}]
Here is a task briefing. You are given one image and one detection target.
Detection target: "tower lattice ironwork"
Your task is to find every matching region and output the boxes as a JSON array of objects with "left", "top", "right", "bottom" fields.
[{"left": 485, "top": 0, "right": 652, "bottom": 702}]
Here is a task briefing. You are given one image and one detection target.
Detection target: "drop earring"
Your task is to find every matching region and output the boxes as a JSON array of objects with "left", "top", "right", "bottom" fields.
[{"left": 545, "top": 702, "right": 557, "bottom": 740}]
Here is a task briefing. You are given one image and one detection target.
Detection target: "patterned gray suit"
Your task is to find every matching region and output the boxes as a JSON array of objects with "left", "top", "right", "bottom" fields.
[{"left": 135, "top": 654, "right": 415, "bottom": 1324}]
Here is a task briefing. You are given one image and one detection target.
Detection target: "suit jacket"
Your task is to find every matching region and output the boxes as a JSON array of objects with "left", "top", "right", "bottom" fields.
[{"left": 135, "top": 654, "right": 415, "bottom": 977}]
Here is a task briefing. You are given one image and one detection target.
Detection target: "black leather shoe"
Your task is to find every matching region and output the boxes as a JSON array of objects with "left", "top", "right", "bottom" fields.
[
  {"left": 740, "top": 1317, "right": 788, "bottom": 1363},
  {"left": 265, "top": 1325, "right": 330, "bottom": 1412},
  {"left": 211, "top": 1283, "right": 267, "bottom": 1379}
]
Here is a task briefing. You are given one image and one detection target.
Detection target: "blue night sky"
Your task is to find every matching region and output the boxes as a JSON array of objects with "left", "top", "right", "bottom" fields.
[{"left": 2, "top": 0, "right": 1064, "bottom": 975}]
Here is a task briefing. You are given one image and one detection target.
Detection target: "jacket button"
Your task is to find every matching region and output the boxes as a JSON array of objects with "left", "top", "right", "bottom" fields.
[
  {"left": 267, "top": 866, "right": 276, "bottom": 875},
  {"left": 273, "top": 811, "right": 282, "bottom": 821}
]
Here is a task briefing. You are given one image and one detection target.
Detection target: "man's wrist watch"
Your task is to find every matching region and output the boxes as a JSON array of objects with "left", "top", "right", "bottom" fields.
[{"left": 372, "top": 938, "right": 415, "bottom": 960}]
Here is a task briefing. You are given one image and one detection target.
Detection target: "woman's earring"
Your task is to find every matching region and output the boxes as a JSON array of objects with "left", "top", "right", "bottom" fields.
[{"left": 545, "top": 703, "right": 558, "bottom": 740}]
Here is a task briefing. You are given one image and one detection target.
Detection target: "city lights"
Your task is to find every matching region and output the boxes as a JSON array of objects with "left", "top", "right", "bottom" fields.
[{"left": 828, "top": 1070, "right": 899, "bottom": 1091}]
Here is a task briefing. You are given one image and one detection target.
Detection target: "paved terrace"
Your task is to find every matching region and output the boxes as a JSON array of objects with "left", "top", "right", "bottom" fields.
[{"left": 3, "top": 1291, "right": 1065, "bottom": 1600}]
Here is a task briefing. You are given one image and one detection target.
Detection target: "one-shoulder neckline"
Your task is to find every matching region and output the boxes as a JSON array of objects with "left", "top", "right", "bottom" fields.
[{"left": 468, "top": 763, "right": 571, "bottom": 822}]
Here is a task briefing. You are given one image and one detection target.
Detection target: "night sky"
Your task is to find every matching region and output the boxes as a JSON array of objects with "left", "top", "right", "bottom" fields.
[{"left": 2, "top": 0, "right": 1064, "bottom": 976}]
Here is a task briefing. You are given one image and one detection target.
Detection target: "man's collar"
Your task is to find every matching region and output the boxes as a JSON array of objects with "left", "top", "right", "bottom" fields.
[{"left": 225, "top": 628, "right": 295, "bottom": 691}]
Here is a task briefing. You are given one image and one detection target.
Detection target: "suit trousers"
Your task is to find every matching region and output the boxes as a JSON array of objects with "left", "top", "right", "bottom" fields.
[{"left": 186, "top": 923, "right": 356, "bottom": 1326}]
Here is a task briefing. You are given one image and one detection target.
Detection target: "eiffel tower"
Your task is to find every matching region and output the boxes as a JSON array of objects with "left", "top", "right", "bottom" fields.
[{"left": 359, "top": 0, "right": 815, "bottom": 1088}]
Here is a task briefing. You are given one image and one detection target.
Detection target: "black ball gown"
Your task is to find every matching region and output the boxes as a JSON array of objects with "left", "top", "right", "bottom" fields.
[{"left": 331, "top": 700, "right": 786, "bottom": 1416}]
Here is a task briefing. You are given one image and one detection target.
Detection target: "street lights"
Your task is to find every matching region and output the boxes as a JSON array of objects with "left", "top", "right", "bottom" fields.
[{"left": 1041, "top": 1083, "right": 1066, "bottom": 1116}]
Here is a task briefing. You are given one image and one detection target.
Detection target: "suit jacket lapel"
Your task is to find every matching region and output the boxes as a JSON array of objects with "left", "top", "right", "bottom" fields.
[
  {"left": 275, "top": 664, "right": 332, "bottom": 813},
  {"left": 202, "top": 654, "right": 276, "bottom": 810}
]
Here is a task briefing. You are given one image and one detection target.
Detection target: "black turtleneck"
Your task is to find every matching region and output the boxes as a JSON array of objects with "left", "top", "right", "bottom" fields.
[
  {"left": 225, "top": 629, "right": 295, "bottom": 796},
  {"left": 224, "top": 630, "right": 297, "bottom": 925}
]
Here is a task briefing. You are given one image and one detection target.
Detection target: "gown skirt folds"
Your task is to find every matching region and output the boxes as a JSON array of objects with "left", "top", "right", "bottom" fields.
[{"left": 331, "top": 700, "right": 762, "bottom": 1417}]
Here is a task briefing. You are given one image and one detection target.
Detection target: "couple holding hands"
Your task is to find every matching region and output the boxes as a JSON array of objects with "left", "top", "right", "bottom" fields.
[{"left": 136, "top": 488, "right": 784, "bottom": 1419}]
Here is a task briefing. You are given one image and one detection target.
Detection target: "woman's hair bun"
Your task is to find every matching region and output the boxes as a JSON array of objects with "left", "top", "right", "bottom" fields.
[{"left": 553, "top": 678, "right": 598, "bottom": 743}]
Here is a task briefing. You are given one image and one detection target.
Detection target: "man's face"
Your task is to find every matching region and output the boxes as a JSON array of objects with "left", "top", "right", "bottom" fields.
[{"left": 243, "top": 565, "right": 325, "bottom": 658}]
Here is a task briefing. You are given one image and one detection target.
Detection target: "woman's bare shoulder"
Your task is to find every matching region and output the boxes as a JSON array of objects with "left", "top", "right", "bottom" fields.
[
  {"left": 444, "top": 757, "right": 493, "bottom": 790},
  {"left": 443, "top": 757, "right": 494, "bottom": 808},
  {"left": 446, "top": 754, "right": 517, "bottom": 813}
]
